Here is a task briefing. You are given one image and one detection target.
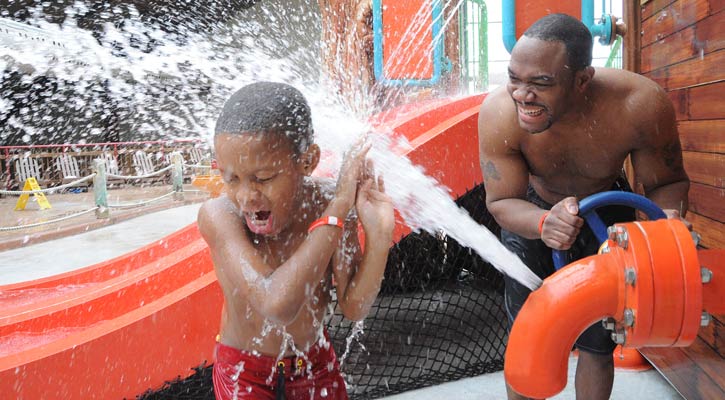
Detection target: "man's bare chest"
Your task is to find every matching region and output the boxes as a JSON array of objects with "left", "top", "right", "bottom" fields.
[{"left": 521, "top": 133, "right": 630, "bottom": 180}]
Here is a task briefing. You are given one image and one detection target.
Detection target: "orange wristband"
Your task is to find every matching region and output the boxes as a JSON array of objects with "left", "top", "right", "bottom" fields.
[
  {"left": 537, "top": 211, "right": 550, "bottom": 235},
  {"left": 308, "top": 216, "right": 344, "bottom": 233}
]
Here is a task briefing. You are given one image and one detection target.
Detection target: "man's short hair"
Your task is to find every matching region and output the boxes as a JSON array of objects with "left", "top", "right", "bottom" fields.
[
  {"left": 215, "top": 81, "right": 313, "bottom": 154},
  {"left": 523, "top": 13, "right": 593, "bottom": 71}
]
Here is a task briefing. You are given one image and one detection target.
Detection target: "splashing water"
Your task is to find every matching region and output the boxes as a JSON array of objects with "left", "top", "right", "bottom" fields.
[
  {"left": 368, "top": 135, "right": 542, "bottom": 289},
  {"left": 338, "top": 320, "right": 366, "bottom": 369},
  {"left": 1, "top": 0, "right": 540, "bottom": 286},
  {"left": 1, "top": 0, "right": 543, "bottom": 372}
]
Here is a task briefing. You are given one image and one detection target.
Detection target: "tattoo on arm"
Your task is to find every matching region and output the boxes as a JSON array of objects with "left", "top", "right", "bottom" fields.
[{"left": 483, "top": 161, "right": 501, "bottom": 181}]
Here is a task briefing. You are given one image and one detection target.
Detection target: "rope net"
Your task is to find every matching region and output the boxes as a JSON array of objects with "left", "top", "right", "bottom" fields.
[{"left": 135, "top": 183, "right": 507, "bottom": 400}]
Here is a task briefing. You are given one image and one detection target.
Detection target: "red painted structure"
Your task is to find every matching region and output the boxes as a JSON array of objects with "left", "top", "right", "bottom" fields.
[{"left": 0, "top": 94, "right": 487, "bottom": 398}]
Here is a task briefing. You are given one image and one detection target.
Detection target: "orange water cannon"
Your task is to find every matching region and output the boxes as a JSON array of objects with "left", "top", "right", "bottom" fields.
[{"left": 505, "top": 192, "right": 724, "bottom": 399}]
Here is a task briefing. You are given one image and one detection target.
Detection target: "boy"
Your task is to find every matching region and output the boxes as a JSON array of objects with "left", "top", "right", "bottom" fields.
[{"left": 197, "top": 81, "right": 395, "bottom": 399}]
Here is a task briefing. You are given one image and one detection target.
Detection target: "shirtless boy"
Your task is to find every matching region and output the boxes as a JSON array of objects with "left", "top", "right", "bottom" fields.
[
  {"left": 198, "top": 82, "right": 394, "bottom": 399},
  {"left": 478, "top": 14, "right": 689, "bottom": 400}
]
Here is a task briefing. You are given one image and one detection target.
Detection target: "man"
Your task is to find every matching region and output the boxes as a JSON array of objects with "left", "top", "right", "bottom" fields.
[{"left": 478, "top": 13, "right": 689, "bottom": 400}]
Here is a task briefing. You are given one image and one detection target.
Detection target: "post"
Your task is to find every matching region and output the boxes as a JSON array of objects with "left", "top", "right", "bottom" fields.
[
  {"left": 171, "top": 151, "right": 184, "bottom": 201},
  {"left": 93, "top": 158, "right": 109, "bottom": 218}
]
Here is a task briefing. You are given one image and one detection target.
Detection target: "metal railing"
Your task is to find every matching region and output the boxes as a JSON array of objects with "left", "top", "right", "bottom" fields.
[
  {"left": 0, "top": 139, "right": 210, "bottom": 190},
  {"left": 0, "top": 152, "right": 212, "bottom": 231}
]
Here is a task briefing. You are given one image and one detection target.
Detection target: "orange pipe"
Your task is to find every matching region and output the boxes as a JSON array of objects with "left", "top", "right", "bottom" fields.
[
  {"left": 505, "top": 219, "right": 707, "bottom": 399},
  {"left": 505, "top": 252, "right": 624, "bottom": 398}
]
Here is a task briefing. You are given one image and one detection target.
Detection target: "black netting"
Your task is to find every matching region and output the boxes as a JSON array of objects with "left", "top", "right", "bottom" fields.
[{"left": 136, "top": 183, "right": 508, "bottom": 399}]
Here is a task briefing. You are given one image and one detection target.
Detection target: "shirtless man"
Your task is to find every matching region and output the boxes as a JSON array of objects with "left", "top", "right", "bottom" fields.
[{"left": 478, "top": 14, "right": 689, "bottom": 400}]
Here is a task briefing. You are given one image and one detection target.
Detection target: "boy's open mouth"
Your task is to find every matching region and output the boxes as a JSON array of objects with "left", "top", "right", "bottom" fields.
[{"left": 244, "top": 210, "right": 274, "bottom": 235}]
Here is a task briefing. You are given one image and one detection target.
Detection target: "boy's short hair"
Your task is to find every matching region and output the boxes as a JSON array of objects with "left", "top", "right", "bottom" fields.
[
  {"left": 522, "top": 13, "right": 593, "bottom": 71},
  {"left": 215, "top": 82, "right": 314, "bottom": 154}
]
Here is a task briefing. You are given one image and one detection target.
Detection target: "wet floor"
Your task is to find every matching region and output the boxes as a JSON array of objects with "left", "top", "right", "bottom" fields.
[{"left": 385, "top": 355, "right": 682, "bottom": 399}]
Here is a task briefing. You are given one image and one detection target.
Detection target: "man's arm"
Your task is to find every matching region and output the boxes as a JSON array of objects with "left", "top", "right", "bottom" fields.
[
  {"left": 630, "top": 82, "right": 690, "bottom": 217},
  {"left": 478, "top": 93, "right": 548, "bottom": 239}
]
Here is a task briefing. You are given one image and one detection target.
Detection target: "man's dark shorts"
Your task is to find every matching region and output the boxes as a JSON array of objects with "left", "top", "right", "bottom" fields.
[{"left": 501, "top": 177, "right": 635, "bottom": 355}]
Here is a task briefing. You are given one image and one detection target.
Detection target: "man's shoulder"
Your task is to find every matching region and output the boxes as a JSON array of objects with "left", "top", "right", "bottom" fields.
[
  {"left": 478, "top": 87, "right": 519, "bottom": 139},
  {"left": 480, "top": 86, "right": 511, "bottom": 111},
  {"left": 593, "top": 69, "right": 668, "bottom": 122},
  {"left": 595, "top": 68, "right": 665, "bottom": 101}
]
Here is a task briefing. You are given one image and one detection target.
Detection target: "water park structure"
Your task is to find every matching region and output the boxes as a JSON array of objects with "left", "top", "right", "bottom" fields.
[{"left": 0, "top": 1, "right": 723, "bottom": 399}]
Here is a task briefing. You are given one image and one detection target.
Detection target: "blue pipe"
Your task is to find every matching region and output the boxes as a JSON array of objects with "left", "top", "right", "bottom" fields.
[
  {"left": 552, "top": 192, "right": 668, "bottom": 270},
  {"left": 502, "top": 0, "right": 517, "bottom": 54},
  {"left": 503, "top": 0, "right": 613, "bottom": 53}
]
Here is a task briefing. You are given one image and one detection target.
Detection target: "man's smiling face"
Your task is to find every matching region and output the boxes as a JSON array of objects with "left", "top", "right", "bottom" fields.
[{"left": 507, "top": 36, "right": 576, "bottom": 134}]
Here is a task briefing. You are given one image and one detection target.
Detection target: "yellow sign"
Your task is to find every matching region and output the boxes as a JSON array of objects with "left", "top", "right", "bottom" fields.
[{"left": 15, "top": 178, "right": 52, "bottom": 210}]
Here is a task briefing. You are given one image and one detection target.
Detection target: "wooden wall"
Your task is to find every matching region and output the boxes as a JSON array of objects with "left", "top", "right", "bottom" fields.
[
  {"left": 636, "top": 3, "right": 724, "bottom": 398},
  {"left": 639, "top": 0, "right": 724, "bottom": 249}
]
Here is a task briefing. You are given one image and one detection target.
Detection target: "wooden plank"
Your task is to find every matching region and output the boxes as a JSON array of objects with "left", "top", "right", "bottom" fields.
[
  {"left": 642, "top": 0, "right": 678, "bottom": 21},
  {"left": 641, "top": 340, "right": 725, "bottom": 400},
  {"left": 642, "top": 26, "right": 696, "bottom": 73},
  {"left": 667, "top": 89, "right": 690, "bottom": 120},
  {"left": 688, "top": 336, "right": 725, "bottom": 388},
  {"left": 690, "top": 81, "right": 725, "bottom": 120},
  {"left": 695, "top": 9, "right": 725, "bottom": 53},
  {"left": 642, "top": 11, "right": 725, "bottom": 73},
  {"left": 679, "top": 120, "right": 725, "bottom": 153},
  {"left": 642, "top": 0, "right": 710, "bottom": 47},
  {"left": 688, "top": 212, "right": 725, "bottom": 249},
  {"left": 645, "top": 49, "right": 725, "bottom": 91},
  {"left": 688, "top": 183, "right": 725, "bottom": 222},
  {"left": 624, "top": 0, "right": 642, "bottom": 72},
  {"left": 683, "top": 152, "right": 725, "bottom": 188},
  {"left": 697, "top": 315, "right": 725, "bottom": 358}
]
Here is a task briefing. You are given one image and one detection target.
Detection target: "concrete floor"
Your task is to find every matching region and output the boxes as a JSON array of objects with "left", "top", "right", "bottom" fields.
[
  {"left": 0, "top": 203, "right": 202, "bottom": 285},
  {"left": 383, "top": 356, "right": 682, "bottom": 399},
  {"left": 0, "top": 203, "right": 682, "bottom": 399}
]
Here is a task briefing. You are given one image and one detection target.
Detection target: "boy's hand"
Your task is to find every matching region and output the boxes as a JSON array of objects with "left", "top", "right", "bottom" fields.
[
  {"left": 541, "top": 197, "right": 584, "bottom": 250},
  {"left": 335, "top": 140, "right": 370, "bottom": 212},
  {"left": 356, "top": 159, "right": 394, "bottom": 241}
]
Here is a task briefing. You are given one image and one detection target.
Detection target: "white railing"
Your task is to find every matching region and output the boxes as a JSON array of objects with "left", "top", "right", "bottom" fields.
[{"left": 0, "top": 153, "right": 212, "bottom": 232}]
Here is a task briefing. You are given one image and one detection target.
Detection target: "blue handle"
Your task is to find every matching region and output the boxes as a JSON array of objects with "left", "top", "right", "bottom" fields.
[{"left": 552, "top": 192, "right": 667, "bottom": 270}]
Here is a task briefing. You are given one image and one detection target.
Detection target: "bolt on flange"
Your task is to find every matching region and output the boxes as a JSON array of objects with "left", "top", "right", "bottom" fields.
[
  {"left": 601, "top": 317, "right": 616, "bottom": 331},
  {"left": 611, "top": 329, "right": 626, "bottom": 344},
  {"left": 701, "top": 312, "right": 711, "bottom": 327},
  {"left": 701, "top": 267, "right": 713, "bottom": 284}
]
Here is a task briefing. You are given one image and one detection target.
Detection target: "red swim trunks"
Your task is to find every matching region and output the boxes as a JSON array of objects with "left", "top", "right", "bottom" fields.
[{"left": 212, "top": 336, "right": 348, "bottom": 400}]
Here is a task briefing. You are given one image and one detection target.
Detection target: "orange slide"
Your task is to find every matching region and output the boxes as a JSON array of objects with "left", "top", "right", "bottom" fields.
[{"left": 0, "top": 93, "right": 487, "bottom": 398}]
